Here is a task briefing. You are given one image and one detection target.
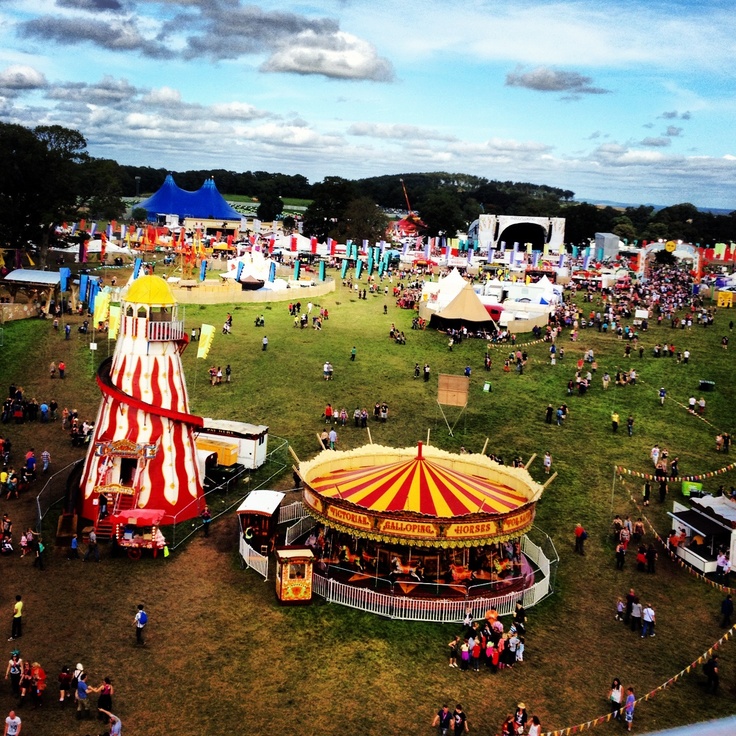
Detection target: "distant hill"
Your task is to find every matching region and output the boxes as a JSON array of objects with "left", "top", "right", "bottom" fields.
[{"left": 578, "top": 198, "right": 734, "bottom": 216}]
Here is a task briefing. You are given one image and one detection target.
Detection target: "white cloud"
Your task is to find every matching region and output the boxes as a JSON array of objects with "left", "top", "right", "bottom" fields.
[
  {"left": 261, "top": 31, "right": 394, "bottom": 82},
  {"left": 347, "top": 122, "right": 455, "bottom": 141},
  {"left": 0, "top": 64, "right": 46, "bottom": 94}
]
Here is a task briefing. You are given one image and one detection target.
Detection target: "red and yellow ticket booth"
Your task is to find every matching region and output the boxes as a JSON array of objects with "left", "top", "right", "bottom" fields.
[{"left": 275, "top": 547, "right": 314, "bottom": 605}]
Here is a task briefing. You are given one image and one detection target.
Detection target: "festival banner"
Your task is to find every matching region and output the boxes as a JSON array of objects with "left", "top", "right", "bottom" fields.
[
  {"left": 327, "top": 504, "right": 373, "bottom": 532},
  {"left": 108, "top": 304, "right": 121, "bottom": 339},
  {"left": 196, "top": 324, "right": 215, "bottom": 360}
]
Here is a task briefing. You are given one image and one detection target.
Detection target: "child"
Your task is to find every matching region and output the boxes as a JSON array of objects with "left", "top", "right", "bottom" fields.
[
  {"left": 516, "top": 636, "right": 525, "bottom": 663},
  {"left": 19, "top": 532, "right": 28, "bottom": 557},
  {"left": 615, "top": 596, "right": 625, "bottom": 621},
  {"left": 447, "top": 635, "right": 459, "bottom": 668}
]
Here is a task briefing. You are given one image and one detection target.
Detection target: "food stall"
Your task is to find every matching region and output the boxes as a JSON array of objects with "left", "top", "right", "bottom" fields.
[{"left": 110, "top": 508, "right": 167, "bottom": 560}]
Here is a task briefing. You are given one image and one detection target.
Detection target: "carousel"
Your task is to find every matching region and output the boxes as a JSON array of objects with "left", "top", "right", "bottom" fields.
[{"left": 298, "top": 442, "right": 546, "bottom": 602}]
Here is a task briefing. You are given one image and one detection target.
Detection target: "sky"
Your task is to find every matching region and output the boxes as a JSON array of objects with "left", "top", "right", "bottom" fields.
[{"left": 1, "top": 0, "right": 735, "bottom": 209}]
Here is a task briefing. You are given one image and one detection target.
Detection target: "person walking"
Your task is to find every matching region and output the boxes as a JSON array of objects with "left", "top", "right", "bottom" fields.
[
  {"left": 3, "top": 711, "right": 21, "bottom": 736},
  {"left": 608, "top": 678, "right": 624, "bottom": 719},
  {"left": 543, "top": 451, "right": 552, "bottom": 474},
  {"left": 721, "top": 594, "right": 734, "bottom": 628},
  {"left": 134, "top": 604, "right": 147, "bottom": 644},
  {"left": 8, "top": 596, "right": 22, "bottom": 641},
  {"left": 76, "top": 673, "right": 91, "bottom": 719},
  {"left": 261, "top": 335, "right": 268, "bottom": 351},
  {"left": 58, "top": 361, "right": 66, "bottom": 379},
  {"left": 451, "top": 704, "right": 469, "bottom": 734},
  {"left": 225, "top": 365, "right": 231, "bottom": 383},
  {"left": 704, "top": 655, "right": 720, "bottom": 693},
  {"left": 624, "top": 687, "right": 635, "bottom": 731},
  {"left": 201, "top": 506, "right": 212, "bottom": 537},
  {"left": 423, "top": 363, "right": 430, "bottom": 382},
  {"left": 641, "top": 603, "right": 656, "bottom": 637},
  {"left": 84, "top": 530, "right": 99, "bottom": 562},
  {"left": 432, "top": 704, "right": 452, "bottom": 735},
  {"left": 574, "top": 523, "right": 587, "bottom": 555},
  {"left": 350, "top": 346, "right": 356, "bottom": 362},
  {"left": 627, "top": 415, "right": 634, "bottom": 436},
  {"left": 615, "top": 542, "right": 626, "bottom": 570},
  {"left": 611, "top": 411, "right": 619, "bottom": 433}
]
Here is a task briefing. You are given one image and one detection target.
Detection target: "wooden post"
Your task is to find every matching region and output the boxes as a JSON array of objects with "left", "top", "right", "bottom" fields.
[
  {"left": 542, "top": 471, "right": 558, "bottom": 489},
  {"left": 426, "top": 428, "right": 431, "bottom": 445},
  {"left": 288, "top": 446, "right": 301, "bottom": 465},
  {"left": 481, "top": 437, "right": 489, "bottom": 455},
  {"left": 367, "top": 427, "right": 373, "bottom": 444},
  {"left": 315, "top": 432, "right": 327, "bottom": 450},
  {"left": 524, "top": 453, "right": 537, "bottom": 470}
]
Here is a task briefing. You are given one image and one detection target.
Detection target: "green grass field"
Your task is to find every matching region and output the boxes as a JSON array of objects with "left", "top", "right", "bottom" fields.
[{"left": 1, "top": 273, "right": 735, "bottom": 736}]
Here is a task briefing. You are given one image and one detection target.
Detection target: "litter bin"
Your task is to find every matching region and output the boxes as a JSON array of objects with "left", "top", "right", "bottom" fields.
[{"left": 699, "top": 380, "right": 716, "bottom": 392}]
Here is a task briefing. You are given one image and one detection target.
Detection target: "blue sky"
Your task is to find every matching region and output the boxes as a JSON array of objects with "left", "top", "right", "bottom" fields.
[{"left": 1, "top": 0, "right": 735, "bottom": 208}]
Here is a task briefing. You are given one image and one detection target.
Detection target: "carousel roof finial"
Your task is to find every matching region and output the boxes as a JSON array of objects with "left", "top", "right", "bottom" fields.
[{"left": 417, "top": 441, "right": 423, "bottom": 459}]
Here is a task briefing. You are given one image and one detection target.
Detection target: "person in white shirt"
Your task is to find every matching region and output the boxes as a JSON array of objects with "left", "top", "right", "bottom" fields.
[{"left": 4, "top": 710, "right": 21, "bottom": 736}]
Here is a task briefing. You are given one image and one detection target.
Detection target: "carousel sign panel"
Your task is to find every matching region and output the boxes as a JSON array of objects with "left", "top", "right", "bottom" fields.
[{"left": 326, "top": 504, "right": 373, "bottom": 531}]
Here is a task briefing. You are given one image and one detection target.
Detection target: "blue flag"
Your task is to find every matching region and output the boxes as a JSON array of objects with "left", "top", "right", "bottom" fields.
[{"left": 59, "top": 267, "right": 71, "bottom": 292}]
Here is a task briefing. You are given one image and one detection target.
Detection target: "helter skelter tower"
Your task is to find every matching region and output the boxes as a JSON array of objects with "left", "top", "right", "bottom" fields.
[{"left": 78, "top": 275, "right": 204, "bottom": 531}]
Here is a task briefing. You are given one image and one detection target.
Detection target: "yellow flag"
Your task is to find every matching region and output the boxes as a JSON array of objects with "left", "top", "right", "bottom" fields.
[
  {"left": 93, "top": 291, "right": 111, "bottom": 328},
  {"left": 108, "top": 304, "right": 121, "bottom": 339},
  {"left": 197, "top": 324, "right": 215, "bottom": 359}
]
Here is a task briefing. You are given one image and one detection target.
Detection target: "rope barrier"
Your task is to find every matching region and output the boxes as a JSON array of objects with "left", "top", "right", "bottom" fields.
[{"left": 540, "top": 481, "right": 733, "bottom": 735}]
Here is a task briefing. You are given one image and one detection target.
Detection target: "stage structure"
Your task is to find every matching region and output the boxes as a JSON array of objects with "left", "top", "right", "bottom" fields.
[
  {"left": 473, "top": 214, "right": 565, "bottom": 253},
  {"left": 437, "top": 374, "right": 469, "bottom": 436}
]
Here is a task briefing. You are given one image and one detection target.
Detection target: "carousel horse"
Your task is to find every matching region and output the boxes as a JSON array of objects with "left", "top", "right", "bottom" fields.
[
  {"left": 338, "top": 546, "right": 364, "bottom": 571},
  {"left": 390, "top": 556, "right": 421, "bottom": 580}
]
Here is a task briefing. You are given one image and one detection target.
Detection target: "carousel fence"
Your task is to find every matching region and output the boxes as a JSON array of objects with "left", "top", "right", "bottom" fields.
[
  {"left": 239, "top": 537, "right": 270, "bottom": 579},
  {"left": 285, "top": 515, "right": 316, "bottom": 546},
  {"left": 312, "top": 528, "right": 559, "bottom": 623},
  {"left": 279, "top": 500, "right": 307, "bottom": 524}
]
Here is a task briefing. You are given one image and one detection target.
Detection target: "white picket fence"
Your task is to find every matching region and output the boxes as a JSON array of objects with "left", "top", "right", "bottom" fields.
[
  {"left": 239, "top": 537, "right": 270, "bottom": 580},
  {"left": 285, "top": 515, "right": 316, "bottom": 545},
  {"left": 311, "top": 531, "right": 557, "bottom": 623},
  {"left": 278, "top": 501, "right": 307, "bottom": 524}
]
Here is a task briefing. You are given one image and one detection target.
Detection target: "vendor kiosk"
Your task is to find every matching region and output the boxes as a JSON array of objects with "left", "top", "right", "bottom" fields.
[
  {"left": 110, "top": 509, "right": 167, "bottom": 559},
  {"left": 275, "top": 546, "right": 315, "bottom": 605},
  {"left": 236, "top": 490, "right": 284, "bottom": 555}
]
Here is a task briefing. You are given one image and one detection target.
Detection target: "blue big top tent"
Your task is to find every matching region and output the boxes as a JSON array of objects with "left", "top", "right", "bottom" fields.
[{"left": 139, "top": 175, "right": 242, "bottom": 221}]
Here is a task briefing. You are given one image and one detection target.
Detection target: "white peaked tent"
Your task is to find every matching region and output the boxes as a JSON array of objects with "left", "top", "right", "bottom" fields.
[
  {"left": 430, "top": 284, "right": 495, "bottom": 326},
  {"left": 420, "top": 268, "right": 468, "bottom": 315}
]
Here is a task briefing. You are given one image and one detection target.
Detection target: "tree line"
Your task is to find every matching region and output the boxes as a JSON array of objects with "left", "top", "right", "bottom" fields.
[{"left": 1, "top": 123, "right": 734, "bottom": 269}]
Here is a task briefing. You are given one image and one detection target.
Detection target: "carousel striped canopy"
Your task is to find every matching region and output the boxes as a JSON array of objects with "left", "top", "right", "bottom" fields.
[{"left": 308, "top": 449, "right": 530, "bottom": 518}]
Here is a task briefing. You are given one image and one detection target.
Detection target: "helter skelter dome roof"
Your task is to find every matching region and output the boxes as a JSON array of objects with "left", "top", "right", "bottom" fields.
[
  {"left": 300, "top": 443, "right": 544, "bottom": 547},
  {"left": 124, "top": 275, "right": 177, "bottom": 306}
]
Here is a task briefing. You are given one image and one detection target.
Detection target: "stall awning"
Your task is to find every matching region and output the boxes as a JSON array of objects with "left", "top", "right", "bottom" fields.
[{"left": 668, "top": 510, "right": 731, "bottom": 537}]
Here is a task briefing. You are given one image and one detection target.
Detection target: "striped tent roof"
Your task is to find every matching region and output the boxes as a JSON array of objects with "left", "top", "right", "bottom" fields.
[{"left": 308, "top": 444, "right": 531, "bottom": 518}]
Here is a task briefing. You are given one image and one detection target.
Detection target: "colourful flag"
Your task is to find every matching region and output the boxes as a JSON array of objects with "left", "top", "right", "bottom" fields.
[{"left": 197, "top": 324, "right": 216, "bottom": 359}]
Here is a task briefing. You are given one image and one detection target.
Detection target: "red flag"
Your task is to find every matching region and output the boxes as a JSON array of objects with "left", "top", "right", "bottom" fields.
[
  {"left": 216, "top": 230, "right": 222, "bottom": 241},
  {"left": 310, "top": 236, "right": 317, "bottom": 254},
  {"left": 227, "top": 234, "right": 233, "bottom": 247},
  {"left": 328, "top": 237, "right": 335, "bottom": 256},
  {"left": 111, "top": 220, "right": 117, "bottom": 233},
  {"left": 269, "top": 235, "right": 275, "bottom": 254},
  {"left": 291, "top": 234, "right": 297, "bottom": 252},
  {"left": 79, "top": 218, "right": 86, "bottom": 231}
]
